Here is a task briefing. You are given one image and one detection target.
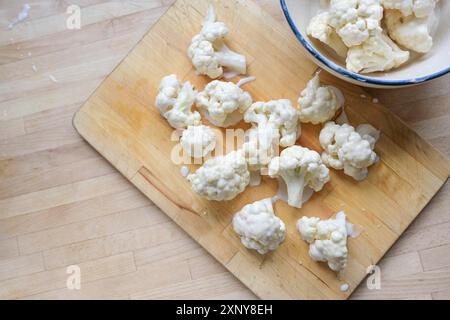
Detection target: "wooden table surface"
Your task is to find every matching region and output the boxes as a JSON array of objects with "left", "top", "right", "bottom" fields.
[{"left": 0, "top": 0, "right": 449, "bottom": 300}]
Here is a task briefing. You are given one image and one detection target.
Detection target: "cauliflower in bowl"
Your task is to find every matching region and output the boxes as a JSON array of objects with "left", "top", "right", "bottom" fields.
[
  {"left": 384, "top": 9, "right": 437, "bottom": 53},
  {"left": 306, "top": 0, "right": 440, "bottom": 74},
  {"left": 382, "top": 0, "right": 439, "bottom": 18},
  {"left": 233, "top": 198, "right": 286, "bottom": 254},
  {"left": 346, "top": 30, "right": 410, "bottom": 74}
]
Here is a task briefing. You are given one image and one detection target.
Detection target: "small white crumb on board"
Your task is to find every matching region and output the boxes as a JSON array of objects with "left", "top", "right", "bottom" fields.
[
  {"left": 372, "top": 98, "right": 379, "bottom": 104},
  {"left": 180, "top": 166, "right": 190, "bottom": 177},
  {"left": 48, "top": 74, "right": 59, "bottom": 83},
  {"left": 340, "top": 283, "right": 350, "bottom": 292},
  {"left": 236, "top": 76, "right": 256, "bottom": 87}
]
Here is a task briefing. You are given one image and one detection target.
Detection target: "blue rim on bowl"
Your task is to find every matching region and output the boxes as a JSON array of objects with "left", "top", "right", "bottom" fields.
[{"left": 280, "top": 0, "right": 450, "bottom": 86}]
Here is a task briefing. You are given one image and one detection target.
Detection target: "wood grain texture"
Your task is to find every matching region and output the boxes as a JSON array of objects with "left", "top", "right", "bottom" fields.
[
  {"left": 72, "top": 0, "right": 449, "bottom": 299},
  {"left": 0, "top": 0, "right": 450, "bottom": 300}
]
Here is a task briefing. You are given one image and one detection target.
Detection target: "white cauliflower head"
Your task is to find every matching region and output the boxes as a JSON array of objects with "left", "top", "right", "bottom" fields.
[
  {"left": 329, "top": 0, "right": 384, "bottom": 47},
  {"left": 196, "top": 80, "right": 252, "bottom": 127},
  {"left": 243, "top": 129, "right": 275, "bottom": 172},
  {"left": 200, "top": 5, "right": 229, "bottom": 42},
  {"left": 242, "top": 129, "right": 276, "bottom": 186},
  {"left": 181, "top": 125, "right": 217, "bottom": 158},
  {"left": 155, "top": 74, "right": 201, "bottom": 129},
  {"left": 382, "top": 0, "right": 438, "bottom": 18},
  {"left": 346, "top": 30, "right": 409, "bottom": 73},
  {"left": 244, "top": 100, "right": 300, "bottom": 150},
  {"left": 268, "top": 146, "right": 330, "bottom": 209},
  {"left": 187, "top": 150, "right": 250, "bottom": 201},
  {"left": 297, "top": 211, "right": 348, "bottom": 272},
  {"left": 187, "top": 6, "right": 246, "bottom": 79},
  {"left": 233, "top": 198, "right": 286, "bottom": 254},
  {"left": 307, "top": 12, "right": 348, "bottom": 58},
  {"left": 298, "top": 74, "right": 345, "bottom": 125},
  {"left": 384, "top": 9, "right": 436, "bottom": 53},
  {"left": 320, "top": 122, "right": 379, "bottom": 181}
]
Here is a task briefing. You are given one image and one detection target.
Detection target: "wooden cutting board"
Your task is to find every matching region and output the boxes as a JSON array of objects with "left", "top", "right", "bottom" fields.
[{"left": 73, "top": 0, "right": 450, "bottom": 299}]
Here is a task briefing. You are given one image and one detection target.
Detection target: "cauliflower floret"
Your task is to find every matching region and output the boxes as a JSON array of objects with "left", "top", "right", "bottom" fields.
[
  {"left": 243, "top": 130, "right": 275, "bottom": 171},
  {"left": 412, "top": 0, "right": 439, "bottom": 18},
  {"left": 242, "top": 129, "right": 276, "bottom": 186},
  {"left": 382, "top": 0, "right": 438, "bottom": 18},
  {"left": 196, "top": 80, "right": 252, "bottom": 127},
  {"left": 384, "top": 9, "right": 436, "bottom": 53},
  {"left": 307, "top": 12, "right": 348, "bottom": 58},
  {"left": 268, "top": 146, "right": 330, "bottom": 209},
  {"left": 356, "top": 123, "right": 381, "bottom": 148},
  {"left": 320, "top": 122, "right": 379, "bottom": 181},
  {"left": 181, "top": 125, "right": 216, "bottom": 158},
  {"left": 346, "top": 30, "right": 409, "bottom": 73},
  {"left": 297, "top": 212, "right": 349, "bottom": 272},
  {"left": 329, "top": 0, "right": 384, "bottom": 47},
  {"left": 187, "top": 150, "right": 250, "bottom": 201},
  {"left": 298, "top": 74, "right": 345, "bottom": 125},
  {"left": 187, "top": 6, "right": 246, "bottom": 79},
  {"left": 244, "top": 100, "right": 300, "bottom": 150},
  {"left": 328, "top": 0, "right": 359, "bottom": 30},
  {"left": 155, "top": 74, "right": 201, "bottom": 129},
  {"left": 233, "top": 198, "right": 286, "bottom": 254}
]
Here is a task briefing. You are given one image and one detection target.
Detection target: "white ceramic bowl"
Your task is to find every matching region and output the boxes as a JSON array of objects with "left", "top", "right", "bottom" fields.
[{"left": 280, "top": 0, "right": 450, "bottom": 88}]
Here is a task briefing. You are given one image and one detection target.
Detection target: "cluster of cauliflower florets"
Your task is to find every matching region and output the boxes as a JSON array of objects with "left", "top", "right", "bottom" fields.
[
  {"left": 307, "top": 0, "right": 440, "bottom": 74},
  {"left": 154, "top": 5, "right": 382, "bottom": 273}
]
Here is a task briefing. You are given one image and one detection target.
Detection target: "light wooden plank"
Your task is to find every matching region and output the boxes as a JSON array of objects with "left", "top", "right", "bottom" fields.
[
  {"left": 353, "top": 266, "right": 450, "bottom": 299},
  {"left": 0, "top": 188, "right": 150, "bottom": 241},
  {"left": 0, "top": 238, "right": 19, "bottom": 260},
  {"left": 377, "top": 252, "right": 424, "bottom": 280},
  {"left": 0, "top": 142, "right": 99, "bottom": 178},
  {"left": 23, "top": 260, "right": 190, "bottom": 300},
  {"left": 130, "top": 272, "right": 251, "bottom": 300},
  {"left": 0, "top": 253, "right": 44, "bottom": 281},
  {"left": 18, "top": 205, "right": 167, "bottom": 255},
  {"left": 420, "top": 244, "right": 450, "bottom": 272},
  {"left": 188, "top": 253, "right": 227, "bottom": 280},
  {"left": 0, "top": 157, "right": 114, "bottom": 200},
  {"left": 387, "top": 222, "right": 450, "bottom": 257},
  {"left": 0, "top": 78, "right": 101, "bottom": 121},
  {"left": 134, "top": 237, "right": 205, "bottom": 267},
  {"left": 0, "top": 118, "right": 25, "bottom": 140},
  {"left": 0, "top": 124, "right": 82, "bottom": 160},
  {"left": 43, "top": 221, "right": 184, "bottom": 270},
  {"left": 431, "top": 290, "right": 450, "bottom": 300},
  {"left": 0, "top": 252, "right": 136, "bottom": 299},
  {"left": 0, "top": 0, "right": 163, "bottom": 45},
  {"left": 0, "top": 5, "right": 168, "bottom": 65},
  {"left": 0, "top": 173, "right": 130, "bottom": 219}
]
